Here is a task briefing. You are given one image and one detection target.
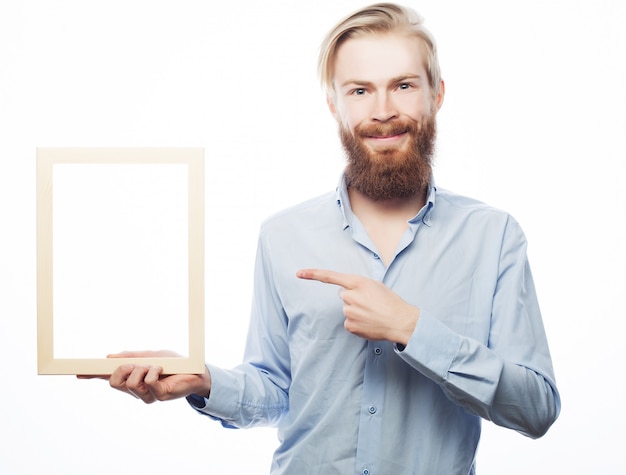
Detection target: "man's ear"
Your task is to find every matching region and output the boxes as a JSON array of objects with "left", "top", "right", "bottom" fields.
[
  {"left": 326, "top": 93, "right": 340, "bottom": 122},
  {"left": 434, "top": 80, "right": 445, "bottom": 111}
]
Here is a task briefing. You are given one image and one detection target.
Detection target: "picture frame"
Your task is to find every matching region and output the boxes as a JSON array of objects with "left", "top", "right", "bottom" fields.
[{"left": 36, "top": 147, "right": 205, "bottom": 374}]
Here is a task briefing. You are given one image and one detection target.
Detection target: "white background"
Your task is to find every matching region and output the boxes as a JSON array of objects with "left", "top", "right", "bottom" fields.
[{"left": 1, "top": 1, "right": 625, "bottom": 474}]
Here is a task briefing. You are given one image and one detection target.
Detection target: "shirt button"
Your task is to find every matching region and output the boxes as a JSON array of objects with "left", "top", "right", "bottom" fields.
[
  {"left": 374, "top": 347, "right": 383, "bottom": 356},
  {"left": 368, "top": 406, "right": 377, "bottom": 414},
  {"left": 363, "top": 470, "right": 370, "bottom": 475},
  {"left": 373, "top": 253, "right": 380, "bottom": 260}
]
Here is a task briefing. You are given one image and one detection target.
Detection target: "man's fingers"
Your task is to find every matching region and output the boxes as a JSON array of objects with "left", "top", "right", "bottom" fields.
[
  {"left": 297, "top": 269, "right": 359, "bottom": 289},
  {"left": 125, "top": 365, "right": 159, "bottom": 403},
  {"left": 144, "top": 366, "right": 164, "bottom": 385},
  {"left": 125, "top": 365, "right": 151, "bottom": 389},
  {"left": 109, "top": 364, "right": 137, "bottom": 389}
]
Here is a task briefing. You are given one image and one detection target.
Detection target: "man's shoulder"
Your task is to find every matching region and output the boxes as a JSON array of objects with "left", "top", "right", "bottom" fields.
[
  {"left": 433, "top": 186, "right": 523, "bottom": 236},
  {"left": 260, "top": 189, "right": 337, "bottom": 230},
  {"left": 435, "top": 187, "right": 510, "bottom": 218}
]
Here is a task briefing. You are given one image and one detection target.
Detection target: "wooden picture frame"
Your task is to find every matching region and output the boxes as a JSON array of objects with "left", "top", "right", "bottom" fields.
[{"left": 36, "top": 148, "right": 205, "bottom": 374}]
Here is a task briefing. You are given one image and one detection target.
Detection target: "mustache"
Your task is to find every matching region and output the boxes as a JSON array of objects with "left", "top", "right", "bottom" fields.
[
  {"left": 356, "top": 123, "right": 425, "bottom": 143},
  {"left": 354, "top": 119, "right": 420, "bottom": 139},
  {"left": 357, "top": 124, "right": 410, "bottom": 138}
]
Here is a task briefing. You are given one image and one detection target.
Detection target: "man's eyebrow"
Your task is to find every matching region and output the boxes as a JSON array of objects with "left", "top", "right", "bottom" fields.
[
  {"left": 339, "top": 79, "right": 374, "bottom": 89},
  {"left": 392, "top": 74, "right": 422, "bottom": 82}
]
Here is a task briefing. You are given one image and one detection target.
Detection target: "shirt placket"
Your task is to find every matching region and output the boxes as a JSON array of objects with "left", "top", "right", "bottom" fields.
[{"left": 354, "top": 250, "right": 387, "bottom": 475}]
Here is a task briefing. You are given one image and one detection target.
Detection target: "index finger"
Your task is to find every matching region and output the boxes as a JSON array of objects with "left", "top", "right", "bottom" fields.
[{"left": 296, "top": 269, "right": 358, "bottom": 289}]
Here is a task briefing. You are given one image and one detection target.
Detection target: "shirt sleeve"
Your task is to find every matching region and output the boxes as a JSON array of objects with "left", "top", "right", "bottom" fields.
[
  {"left": 396, "top": 215, "right": 561, "bottom": 438},
  {"left": 186, "top": 233, "right": 290, "bottom": 429}
]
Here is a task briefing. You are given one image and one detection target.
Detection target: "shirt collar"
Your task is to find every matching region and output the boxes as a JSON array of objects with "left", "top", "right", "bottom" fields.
[
  {"left": 335, "top": 175, "right": 352, "bottom": 230},
  {"left": 335, "top": 173, "right": 437, "bottom": 229}
]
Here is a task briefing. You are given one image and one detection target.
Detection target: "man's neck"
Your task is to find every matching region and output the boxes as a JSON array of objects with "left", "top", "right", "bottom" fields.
[{"left": 347, "top": 186, "right": 426, "bottom": 266}]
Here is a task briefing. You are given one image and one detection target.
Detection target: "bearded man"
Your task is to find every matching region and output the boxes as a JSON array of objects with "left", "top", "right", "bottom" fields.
[{"left": 100, "top": 4, "right": 560, "bottom": 474}]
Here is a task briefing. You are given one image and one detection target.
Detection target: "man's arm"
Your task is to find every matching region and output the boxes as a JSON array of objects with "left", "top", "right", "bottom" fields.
[
  {"left": 82, "top": 233, "right": 291, "bottom": 430},
  {"left": 297, "top": 217, "right": 560, "bottom": 438}
]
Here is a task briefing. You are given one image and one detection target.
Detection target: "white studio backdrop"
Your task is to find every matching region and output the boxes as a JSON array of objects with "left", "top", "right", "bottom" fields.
[{"left": 1, "top": 1, "right": 624, "bottom": 474}]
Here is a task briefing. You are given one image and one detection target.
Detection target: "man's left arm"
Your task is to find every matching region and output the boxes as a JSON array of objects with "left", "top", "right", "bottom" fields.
[{"left": 297, "top": 217, "right": 561, "bottom": 438}]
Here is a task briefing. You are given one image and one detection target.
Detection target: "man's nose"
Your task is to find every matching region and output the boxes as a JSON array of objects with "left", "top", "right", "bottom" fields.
[{"left": 371, "top": 92, "right": 398, "bottom": 122}]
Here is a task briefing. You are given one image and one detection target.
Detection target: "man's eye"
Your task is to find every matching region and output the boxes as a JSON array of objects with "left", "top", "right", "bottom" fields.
[
  {"left": 352, "top": 88, "right": 366, "bottom": 96},
  {"left": 398, "top": 83, "right": 412, "bottom": 90}
]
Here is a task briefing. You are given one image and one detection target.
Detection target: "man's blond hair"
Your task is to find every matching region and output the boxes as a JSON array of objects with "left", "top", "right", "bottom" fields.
[{"left": 318, "top": 3, "right": 442, "bottom": 98}]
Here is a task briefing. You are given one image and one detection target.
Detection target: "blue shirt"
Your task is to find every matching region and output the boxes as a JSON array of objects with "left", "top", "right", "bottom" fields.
[{"left": 188, "top": 177, "right": 560, "bottom": 475}]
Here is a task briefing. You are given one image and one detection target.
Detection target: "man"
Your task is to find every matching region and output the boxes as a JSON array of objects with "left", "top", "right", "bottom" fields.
[{"left": 102, "top": 3, "right": 560, "bottom": 474}]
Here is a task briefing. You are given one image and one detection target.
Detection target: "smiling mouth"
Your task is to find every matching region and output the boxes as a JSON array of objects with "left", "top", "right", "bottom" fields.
[{"left": 365, "top": 131, "right": 409, "bottom": 144}]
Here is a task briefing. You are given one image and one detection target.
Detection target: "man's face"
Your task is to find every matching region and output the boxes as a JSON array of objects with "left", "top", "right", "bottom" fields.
[{"left": 328, "top": 33, "right": 444, "bottom": 200}]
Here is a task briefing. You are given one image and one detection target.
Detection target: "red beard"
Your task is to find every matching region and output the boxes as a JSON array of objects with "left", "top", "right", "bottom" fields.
[{"left": 340, "top": 115, "right": 436, "bottom": 201}]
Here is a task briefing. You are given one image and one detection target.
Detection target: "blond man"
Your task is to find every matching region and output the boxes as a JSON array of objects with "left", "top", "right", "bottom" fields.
[{"left": 101, "top": 4, "right": 560, "bottom": 474}]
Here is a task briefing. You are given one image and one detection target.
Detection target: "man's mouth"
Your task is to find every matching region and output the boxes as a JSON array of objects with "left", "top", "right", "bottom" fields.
[
  {"left": 364, "top": 131, "right": 409, "bottom": 146},
  {"left": 367, "top": 132, "right": 406, "bottom": 139}
]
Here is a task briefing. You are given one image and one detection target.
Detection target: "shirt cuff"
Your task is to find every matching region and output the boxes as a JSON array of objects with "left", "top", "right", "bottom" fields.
[
  {"left": 185, "top": 364, "right": 238, "bottom": 415},
  {"left": 186, "top": 393, "right": 207, "bottom": 409},
  {"left": 395, "top": 310, "right": 462, "bottom": 383}
]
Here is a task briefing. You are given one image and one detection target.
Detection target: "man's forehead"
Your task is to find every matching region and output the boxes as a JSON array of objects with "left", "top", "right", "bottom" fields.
[{"left": 333, "top": 33, "right": 428, "bottom": 84}]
